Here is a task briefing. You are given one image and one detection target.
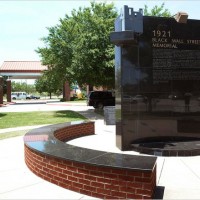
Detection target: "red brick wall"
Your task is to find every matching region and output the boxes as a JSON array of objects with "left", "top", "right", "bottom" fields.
[
  {"left": 25, "top": 145, "right": 156, "bottom": 199},
  {"left": 0, "top": 76, "right": 3, "bottom": 104},
  {"left": 63, "top": 81, "right": 70, "bottom": 101},
  {"left": 54, "top": 122, "right": 94, "bottom": 142},
  {"left": 24, "top": 122, "right": 156, "bottom": 199},
  {"left": 6, "top": 80, "right": 11, "bottom": 102}
]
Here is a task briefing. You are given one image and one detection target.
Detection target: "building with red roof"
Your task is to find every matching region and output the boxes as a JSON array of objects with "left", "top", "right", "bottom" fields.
[{"left": 0, "top": 61, "right": 47, "bottom": 79}]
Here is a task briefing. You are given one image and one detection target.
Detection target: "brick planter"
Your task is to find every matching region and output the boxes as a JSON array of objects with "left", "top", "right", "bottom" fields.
[{"left": 24, "top": 121, "right": 157, "bottom": 199}]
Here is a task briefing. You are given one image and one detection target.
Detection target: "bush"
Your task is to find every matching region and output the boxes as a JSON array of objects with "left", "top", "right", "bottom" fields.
[
  {"left": 70, "top": 97, "right": 78, "bottom": 101},
  {"left": 60, "top": 98, "right": 66, "bottom": 102}
]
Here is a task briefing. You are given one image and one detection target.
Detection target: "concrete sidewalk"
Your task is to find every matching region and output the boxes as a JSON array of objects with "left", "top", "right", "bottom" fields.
[
  {"left": 0, "top": 125, "right": 50, "bottom": 134},
  {"left": 0, "top": 107, "right": 200, "bottom": 199},
  {"left": 0, "top": 135, "right": 98, "bottom": 200},
  {"left": 69, "top": 120, "right": 200, "bottom": 199}
]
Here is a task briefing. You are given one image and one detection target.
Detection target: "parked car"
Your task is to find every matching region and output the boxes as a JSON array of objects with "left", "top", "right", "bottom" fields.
[
  {"left": 168, "top": 93, "right": 184, "bottom": 100},
  {"left": 132, "top": 95, "right": 147, "bottom": 103},
  {"left": 26, "top": 95, "right": 40, "bottom": 100},
  {"left": 123, "top": 95, "right": 133, "bottom": 103},
  {"left": 11, "top": 92, "right": 27, "bottom": 100},
  {"left": 123, "top": 94, "right": 147, "bottom": 103},
  {"left": 87, "top": 91, "right": 115, "bottom": 109}
]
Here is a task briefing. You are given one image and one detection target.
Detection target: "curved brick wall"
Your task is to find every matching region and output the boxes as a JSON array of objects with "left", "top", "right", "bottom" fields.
[{"left": 24, "top": 121, "right": 157, "bottom": 199}]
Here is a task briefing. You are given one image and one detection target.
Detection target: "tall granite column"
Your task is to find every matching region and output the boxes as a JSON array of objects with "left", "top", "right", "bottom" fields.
[
  {"left": 0, "top": 76, "right": 3, "bottom": 104},
  {"left": 110, "top": 6, "right": 143, "bottom": 150},
  {"left": 111, "top": 5, "right": 200, "bottom": 152},
  {"left": 6, "top": 79, "right": 11, "bottom": 102}
]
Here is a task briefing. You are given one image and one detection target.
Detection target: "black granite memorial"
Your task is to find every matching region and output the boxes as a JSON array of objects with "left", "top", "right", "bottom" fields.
[{"left": 110, "top": 5, "right": 200, "bottom": 154}]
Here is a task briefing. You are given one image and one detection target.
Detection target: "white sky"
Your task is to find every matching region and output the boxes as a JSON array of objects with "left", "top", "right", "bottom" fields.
[{"left": 0, "top": 0, "right": 200, "bottom": 84}]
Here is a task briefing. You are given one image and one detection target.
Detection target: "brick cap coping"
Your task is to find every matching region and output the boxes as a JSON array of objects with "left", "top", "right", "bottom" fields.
[{"left": 24, "top": 121, "right": 157, "bottom": 172}]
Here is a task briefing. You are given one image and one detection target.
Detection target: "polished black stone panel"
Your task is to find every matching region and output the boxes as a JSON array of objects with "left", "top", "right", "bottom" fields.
[
  {"left": 88, "top": 152, "right": 156, "bottom": 171},
  {"left": 24, "top": 121, "right": 156, "bottom": 171},
  {"left": 112, "top": 9, "right": 200, "bottom": 151},
  {"left": 131, "top": 137, "right": 200, "bottom": 156},
  {"left": 44, "top": 146, "right": 107, "bottom": 163}
]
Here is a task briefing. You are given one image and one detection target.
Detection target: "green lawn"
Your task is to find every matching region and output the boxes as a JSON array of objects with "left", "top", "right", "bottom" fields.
[{"left": 0, "top": 110, "right": 87, "bottom": 129}]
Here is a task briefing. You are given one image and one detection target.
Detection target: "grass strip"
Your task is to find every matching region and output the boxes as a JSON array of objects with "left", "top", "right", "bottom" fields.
[{"left": 0, "top": 110, "right": 86, "bottom": 129}]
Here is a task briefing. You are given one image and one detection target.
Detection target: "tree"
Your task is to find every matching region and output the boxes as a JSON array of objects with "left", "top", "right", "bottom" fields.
[
  {"left": 144, "top": 3, "right": 171, "bottom": 17},
  {"left": 37, "top": 2, "right": 171, "bottom": 90},
  {"left": 11, "top": 81, "right": 36, "bottom": 94},
  {"left": 36, "top": 17, "right": 75, "bottom": 86},
  {"left": 36, "top": 2, "right": 117, "bottom": 89},
  {"left": 70, "top": 3, "right": 117, "bottom": 88},
  {"left": 35, "top": 70, "right": 62, "bottom": 98}
]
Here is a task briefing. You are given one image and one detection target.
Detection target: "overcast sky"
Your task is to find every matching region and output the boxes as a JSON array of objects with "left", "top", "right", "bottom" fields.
[{"left": 0, "top": 0, "right": 199, "bottom": 66}]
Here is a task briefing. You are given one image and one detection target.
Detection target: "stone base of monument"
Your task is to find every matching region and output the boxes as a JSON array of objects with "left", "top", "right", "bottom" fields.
[
  {"left": 104, "top": 106, "right": 115, "bottom": 125},
  {"left": 131, "top": 136, "right": 200, "bottom": 156}
]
